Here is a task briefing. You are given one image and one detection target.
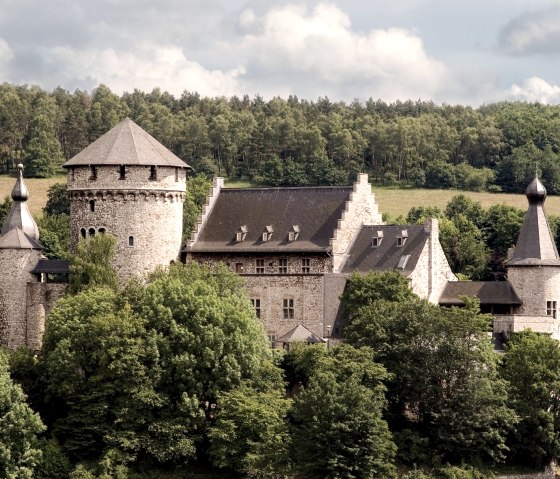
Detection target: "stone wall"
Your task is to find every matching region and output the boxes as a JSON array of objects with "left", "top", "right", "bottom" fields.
[
  {"left": 0, "top": 248, "right": 42, "bottom": 349},
  {"left": 26, "top": 282, "right": 67, "bottom": 351},
  {"left": 507, "top": 266, "right": 560, "bottom": 337},
  {"left": 68, "top": 166, "right": 186, "bottom": 281},
  {"left": 494, "top": 314, "right": 560, "bottom": 339},
  {"left": 188, "top": 177, "right": 224, "bottom": 246},
  {"left": 331, "top": 173, "right": 383, "bottom": 272},
  {"left": 324, "top": 273, "right": 349, "bottom": 337}
]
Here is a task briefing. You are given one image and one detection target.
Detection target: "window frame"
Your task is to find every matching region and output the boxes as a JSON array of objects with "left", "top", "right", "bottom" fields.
[
  {"left": 256, "top": 259, "right": 265, "bottom": 274},
  {"left": 278, "top": 258, "right": 288, "bottom": 274},
  {"left": 547, "top": 300, "right": 557, "bottom": 319},
  {"left": 251, "top": 298, "right": 261, "bottom": 318},
  {"left": 283, "top": 298, "right": 294, "bottom": 319},
  {"left": 301, "top": 258, "right": 311, "bottom": 273}
]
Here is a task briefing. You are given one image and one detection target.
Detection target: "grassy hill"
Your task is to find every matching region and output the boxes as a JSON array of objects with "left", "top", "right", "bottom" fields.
[{"left": 0, "top": 174, "right": 550, "bottom": 218}]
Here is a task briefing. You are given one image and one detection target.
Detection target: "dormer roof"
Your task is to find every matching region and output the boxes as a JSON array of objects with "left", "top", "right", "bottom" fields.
[
  {"left": 62, "top": 118, "right": 190, "bottom": 169},
  {"left": 507, "top": 176, "right": 560, "bottom": 266},
  {"left": 0, "top": 164, "right": 40, "bottom": 245}
]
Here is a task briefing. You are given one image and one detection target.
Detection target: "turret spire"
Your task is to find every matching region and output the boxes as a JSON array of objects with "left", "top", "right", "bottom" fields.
[{"left": 0, "top": 164, "right": 40, "bottom": 243}]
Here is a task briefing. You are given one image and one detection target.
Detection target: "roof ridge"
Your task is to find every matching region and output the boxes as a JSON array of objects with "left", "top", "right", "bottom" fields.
[
  {"left": 222, "top": 186, "right": 353, "bottom": 192},
  {"left": 127, "top": 119, "right": 141, "bottom": 165}
]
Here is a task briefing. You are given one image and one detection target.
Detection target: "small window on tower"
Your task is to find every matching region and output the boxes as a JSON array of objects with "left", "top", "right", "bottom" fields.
[
  {"left": 88, "top": 228, "right": 95, "bottom": 237},
  {"left": 175, "top": 167, "right": 179, "bottom": 182},
  {"left": 98, "top": 228, "right": 106, "bottom": 234},
  {"left": 89, "top": 200, "right": 95, "bottom": 212},
  {"left": 119, "top": 165, "right": 126, "bottom": 180},
  {"left": 128, "top": 236, "right": 134, "bottom": 247},
  {"left": 149, "top": 165, "right": 158, "bottom": 180},
  {"left": 80, "top": 228, "right": 86, "bottom": 239},
  {"left": 89, "top": 165, "right": 98, "bottom": 180}
]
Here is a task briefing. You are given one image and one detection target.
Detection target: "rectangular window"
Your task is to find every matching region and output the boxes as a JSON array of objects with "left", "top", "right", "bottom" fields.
[
  {"left": 278, "top": 258, "right": 288, "bottom": 274},
  {"left": 175, "top": 167, "right": 179, "bottom": 182},
  {"left": 119, "top": 165, "right": 126, "bottom": 180},
  {"left": 256, "top": 259, "right": 265, "bottom": 274},
  {"left": 267, "top": 334, "right": 277, "bottom": 349},
  {"left": 301, "top": 258, "right": 311, "bottom": 273},
  {"left": 372, "top": 237, "right": 381, "bottom": 247},
  {"left": 235, "top": 262, "right": 244, "bottom": 273},
  {"left": 251, "top": 298, "right": 261, "bottom": 318},
  {"left": 149, "top": 165, "right": 158, "bottom": 180},
  {"left": 89, "top": 165, "right": 97, "bottom": 180},
  {"left": 283, "top": 298, "right": 294, "bottom": 319},
  {"left": 547, "top": 300, "right": 557, "bottom": 318}
]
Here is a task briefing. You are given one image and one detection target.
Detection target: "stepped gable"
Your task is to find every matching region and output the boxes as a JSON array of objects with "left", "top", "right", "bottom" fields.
[
  {"left": 188, "top": 186, "right": 353, "bottom": 253},
  {"left": 62, "top": 118, "right": 189, "bottom": 168},
  {"left": 507, "top": 176, "right": 560, "bottom": 266},
  {"left": 0, "top": 164, "right": 40, "bottom": 244},
  {"left": 341, "top": 224, "right": 428, "bottom": 274}
]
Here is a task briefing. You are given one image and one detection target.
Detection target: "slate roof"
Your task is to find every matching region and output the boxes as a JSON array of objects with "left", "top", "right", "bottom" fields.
[
  {"left": 276, "top": 324, "right": 325, "bottom": 344},
  {"left": 31, "top": 259, "right": 71, "bottom": 274},
  {"left": 439, "top": 281, "right": 522, "bottom": 306},
  {"left": 0, "top": 228, "right": 42, "bottom": 249},
  {"left": 63, "top": 118, "right": 190, "bottom": 169},
  {"left": 0, "top": 165, "right": 40, "bottom": 244},
  {"left": 188, "top": 187, "right": 353, "bottom": 253},
  {"left": 341, "top": 225, "right": 428, "bottom": 274},
  {"left": 507, "top": 176, "right": 560, "bottom": 266}
]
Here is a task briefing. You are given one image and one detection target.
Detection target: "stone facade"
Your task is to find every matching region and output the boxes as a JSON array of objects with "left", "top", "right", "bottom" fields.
[{"left": 68, "top": 165, "right": 186, "bottom": 281}]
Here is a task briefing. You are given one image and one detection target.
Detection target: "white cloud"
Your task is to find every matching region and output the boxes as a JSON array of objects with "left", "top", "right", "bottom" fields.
[
  {"left": 0, "top": 37, "right": 13, "bottom": 65},
  {"left": 41, "top": 45, "right": 245, "bottom": 97},
  {"left": 507, "top": 77, "right": 560, "bottom": 104},
  {"left": 233, "top": 2, "right": 448, "bottom": 101},
  {"left": 498, "top": 7, "right": 560, "bottom": 55}
]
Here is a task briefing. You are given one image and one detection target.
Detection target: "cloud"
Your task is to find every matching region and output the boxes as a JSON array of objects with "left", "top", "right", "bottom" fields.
[
  {"left": 507, "top": 77, "right": 560, "bottom": 104},
  {"left": 41, "top": 45, "right": 245, "bottom": 97},
  {"left": 232, "top": 2, "right": 448, "bottom": 101},
  {"left": 498, "top": 7, "right": 560, "bottom": 55},
  {"left": 0, "top": 37, "right": 13, "bottom": 65}
]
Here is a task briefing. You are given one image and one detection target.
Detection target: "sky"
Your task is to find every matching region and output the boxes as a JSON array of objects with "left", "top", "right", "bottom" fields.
[{"left": 0, "top": 0, "right": 559, "bottom": 105}]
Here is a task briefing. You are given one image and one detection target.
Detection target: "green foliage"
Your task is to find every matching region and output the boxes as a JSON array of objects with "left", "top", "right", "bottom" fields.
[
  {"left": 0, "top": 195, "right": 11, "bottom": 226},
  {"left": 69, "top": 234, "right": 118, "bottom": 294},
  {"left": 182, "top": 174, "right": 212, "bottom": 240},
  {"left": 0, "top": 348, "right": 46, "bottom": 478},
  {"left": 341, "top": 270, "right": 416, "bottom": 320},
  {"left": 44, "top": 182, "right": 70, "bottom": 216},
  {"left": 501, "top": 331, "right": 560, "bottom": 467},
  {"left": 346, "top": 299, "right": 515, "bottom": 466},
  {"left": 37, "top": 213, "right": 70, "bottom": 260},
  {"left": 35, "top": 439, "right": 72, "bottom": 479},
  {"left": 290, "top": 344, "right": 396, "bottom": 479}
]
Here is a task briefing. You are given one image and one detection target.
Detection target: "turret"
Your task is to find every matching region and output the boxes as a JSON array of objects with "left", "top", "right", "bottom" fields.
[{"left": 63, "top": 118, "right": 191, "bottom": 281}]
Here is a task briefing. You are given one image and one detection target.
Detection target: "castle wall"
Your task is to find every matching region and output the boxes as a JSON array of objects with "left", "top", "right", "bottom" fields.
[
  {"left": 68, "top": 166, "right": 186, "bottom": 281},
  {"left": 0, "top": 249, "right": 42, "bottom": 349},
  {"left": 508, "top": 266, "right": 560, "bottom": 321},
  {"left": 26, "top": 283, "right": 67, "bottom": 351},
  {"left": 331, "top": 173, "right": 383, "bottom": 272}
]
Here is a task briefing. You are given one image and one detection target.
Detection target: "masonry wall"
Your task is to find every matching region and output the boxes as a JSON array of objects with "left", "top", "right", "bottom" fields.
[
  {"left": 331, "top": 173, "right": 383, "bottom": 272},
  {"left": 508, "top": 266, "right": 560, "bottom": 317},
  {"left": 26, "top": 282, "right": 67, "bottom": 351},
  {"left": 0, "top": 249, "right": 42, "bottom": 349},
  {"left": 68, "top": 166, "right": 186, "bottom": 281}
]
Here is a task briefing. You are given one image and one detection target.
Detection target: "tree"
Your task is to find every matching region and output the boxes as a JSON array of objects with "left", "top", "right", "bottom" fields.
[
  {"left": 69, "top": 234, "right": 118, "bottom": 294},
  {"left": 182, "top": 174, "right": 212, "bottom": 240},
  {"left": 37, "top": 214, "right": 70, "bottom": 260},
  {"left": 0, "top": 196, "right": 11, "bottom": 226},
  {"left": 0, "top": 349, "right": 45, "bottom": 478},
  {"left": 345, "top": 299, "right": 515, "bottom": 466},
  {"left": 44, "top": 183, "right": 69, "bottom": 216},
  {"left": 501, "top": 331, "right": 560, "bottom": 467},
  {"left": 290, "top": 344, "right": 396, "bottom": 478}
]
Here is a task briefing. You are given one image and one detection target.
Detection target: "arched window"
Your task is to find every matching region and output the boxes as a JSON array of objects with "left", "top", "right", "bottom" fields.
[
  {"left": 80, "top": 228, "right": 86, "bottom": 239},
  {"left": 128, "top": 236, "right": 134, "bottom": 247},
  {"left": 98, "top": 227, "right": 106, "bottom": 234},
  {"left": 88, "top": 228, "right": 95, "bottom": 237},
  {"left": 89, "top": 200, "right": 95, "bottom": 212}
]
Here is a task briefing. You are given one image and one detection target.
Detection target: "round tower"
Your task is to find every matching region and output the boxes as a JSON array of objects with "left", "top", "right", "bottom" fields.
[
  {"left": 0, "top": 164, "right": 43, "bottom": 349},
  {"left": 506, "top": 176, "right": 560, "bottom": 331},
  {"left": 63, "top": 118, "right": 191, "bottom": 281}
]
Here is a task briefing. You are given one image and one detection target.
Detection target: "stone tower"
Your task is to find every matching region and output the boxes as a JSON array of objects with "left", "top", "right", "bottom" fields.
[
  {"left": 506, "top": 176, "right": 560, "bottom": 329},
  {"left": 0, "top": 164, "right": 43, "bottom": 348},
  {"left": 63, "top": 118, "right": 191, "bottom": 281}
]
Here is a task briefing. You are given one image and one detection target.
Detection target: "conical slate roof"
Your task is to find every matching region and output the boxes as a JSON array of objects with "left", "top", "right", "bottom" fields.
[
  {"left": 507, "top": 176, "right": 560, "bottom": 266},
  {"left": 62, "top": 118, "right": 190, "bottom": 168},
  {"left": 0, "top": 164, "right": 40, "bottom": 245},
  {"left": 0, "top": 227, "right": 41, "bottom": 249},
  {"left": 276, "top": 324, "right": 326, "bottom": 344}
]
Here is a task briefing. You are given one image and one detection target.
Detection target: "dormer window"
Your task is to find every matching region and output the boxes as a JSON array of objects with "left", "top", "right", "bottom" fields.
[
  {"left": 371, "top": 230, "right": 384, "bottom": 247},
  {"left": 262, "top": 225, "right": 273, "bottom": 242},
  {"left": 236, "top": 225, "right": 248, "bottom": 242},
  {"left": 397, "top": 229, "right": 408, "bottom": 247},
  {"left": 288, "top": 225, "right": 300, "bottom": 242}
]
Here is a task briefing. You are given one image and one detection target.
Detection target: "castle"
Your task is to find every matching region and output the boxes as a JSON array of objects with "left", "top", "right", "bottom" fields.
[{"left": 0, "top": 118, "right": 558, "bottom": 350}]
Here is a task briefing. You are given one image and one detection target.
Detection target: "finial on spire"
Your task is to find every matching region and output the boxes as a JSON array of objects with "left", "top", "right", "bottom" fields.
[
  {"left": 526, "top": 176, "right": 547, "bottom": 204},
  {"left": 11, "top": 163, "right": 29, "bottom": 202}
]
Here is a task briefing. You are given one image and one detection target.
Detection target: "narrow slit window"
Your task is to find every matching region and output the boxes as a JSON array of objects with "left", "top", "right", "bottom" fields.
[
  {"left": 80, "top": 228, "right": 86, "bottom": 239},
  {"left": 90, "top": 165, "right": 97, "bottom": 180},
  {"left": 149, "top": 165, "right": 158, "bottom": 180},
  {"left": 119, "top": 165, "right": 126, "bottom": 180},
  {"left": 89, "top": 200, "right": 95, "bottom": 212},
  {"left": 128, "top": 236, "right": 134, "bottom": 247},
  {"left": 175, "top": 167, "right": 179, "bottom": 182}
]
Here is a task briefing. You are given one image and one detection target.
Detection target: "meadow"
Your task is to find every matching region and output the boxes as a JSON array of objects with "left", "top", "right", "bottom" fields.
[{"left": 0, "top": 174, "right": 552, "bottom": 218}]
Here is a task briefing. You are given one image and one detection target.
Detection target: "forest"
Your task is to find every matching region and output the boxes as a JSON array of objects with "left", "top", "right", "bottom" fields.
[{"left": 1, "top": 82, "right": 560, "bottom": 194}]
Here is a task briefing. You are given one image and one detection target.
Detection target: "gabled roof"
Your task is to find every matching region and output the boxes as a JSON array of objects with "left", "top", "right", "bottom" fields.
[
  {"left": 341, "top": 225, "right": 428, "bottom": 274},
  {"left": 31, "top": 259, "right": 71, "bottom": 274},
  {"left": 276, "top": 324, "right": 325, "bottom": 344},
  {"left": 63, "top": 118, "right": 190, "bottom": 168},
  {"left": 507, "top": 176, "right": 560, "bottom": 266},
  {"left": 0, "top": 228, "right": 42, "bottom": 249},
  {"left": 188, "top": 186, "right": 353, "bottom": 253},
  {"left": 439, "top": 281, "right": 522, "bottom": 306}
]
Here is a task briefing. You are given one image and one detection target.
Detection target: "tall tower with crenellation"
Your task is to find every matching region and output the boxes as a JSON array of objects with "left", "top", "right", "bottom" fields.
[{"left": 63, "top": 118, "right": 191, "bottom": 281}]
